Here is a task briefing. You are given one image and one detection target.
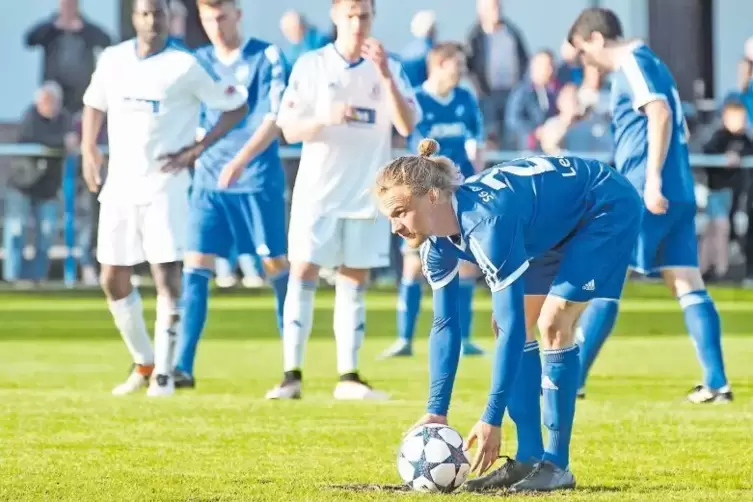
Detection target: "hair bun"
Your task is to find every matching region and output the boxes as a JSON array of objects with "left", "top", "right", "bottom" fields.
[{"left": 418, "top": 138, "right": 440, "bottom": 158}]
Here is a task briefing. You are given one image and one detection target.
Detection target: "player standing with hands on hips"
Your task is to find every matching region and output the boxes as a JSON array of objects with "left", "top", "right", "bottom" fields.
[
  {"left": 266, "top": 0, "right": 420, "bottom": 400},
  {"left": 81, "top": 0, "right": 247, "bottom": 397},
  {"left": 567, "top": 8, "right": 732, "bottom": 403},
  {"left": 377, "top": 140, "right": 642, "bottom": 491}
]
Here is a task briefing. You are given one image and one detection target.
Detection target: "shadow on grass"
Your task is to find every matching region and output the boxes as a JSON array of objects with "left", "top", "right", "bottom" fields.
[{"left": 326, "top": 484, "right": 627, "bottom": 495}]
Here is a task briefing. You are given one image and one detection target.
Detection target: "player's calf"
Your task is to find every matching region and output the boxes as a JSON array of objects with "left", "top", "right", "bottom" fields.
[
  {"left": 262, "top": 255, "right": 290, "bottom": 335},
  {"left": 528, "top": 297, "right": 585, "bottom": 489},
  {"left": 662, "top": 267, "right": 731, "bottom": 399},
  {"left": 102, "top": 265, "right": 155, "bottom": 395},
  {"left": 149, "top": 261, "right": 182, "bottom": 397},
  {"left": 382, "top": 254, "right": 422, "bottom": 359}
]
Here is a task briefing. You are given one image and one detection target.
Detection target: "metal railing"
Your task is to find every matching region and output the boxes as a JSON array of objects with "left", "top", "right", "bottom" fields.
[{"left": 1, "top": 143, "right": 751, "bottom": 287}]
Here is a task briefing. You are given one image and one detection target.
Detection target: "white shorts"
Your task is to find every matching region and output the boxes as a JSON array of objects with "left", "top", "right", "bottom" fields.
[
  {"left": 288, "top": 213, "right": 391, "bottom": 269},
  {"left": 96, "top": 191, "right": 188, "bottom": 266}
]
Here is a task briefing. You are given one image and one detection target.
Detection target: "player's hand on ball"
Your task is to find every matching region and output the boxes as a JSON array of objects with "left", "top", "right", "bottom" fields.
[
  {"left": 82, "top": 147, "right": 104, "bottom": 193},
  {"left": 644, "top": 177, "right": 669, "bottom": 215},
  {"left": 464, "top": 421, "right": 501, "bottom": 476},
  {"left": 361, "top": 38, "right": 391, "bottom": 79},
  {"left": 159, "top": 144, "right": 201, "bottom": 173},
  {"left": 406, "top": 414, "right": 447, "bottom": 436}
]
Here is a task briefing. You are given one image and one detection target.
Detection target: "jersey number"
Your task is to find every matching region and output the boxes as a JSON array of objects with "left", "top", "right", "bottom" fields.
[{"left": 469, "top": 157, "right": 575, "bottom": 193}]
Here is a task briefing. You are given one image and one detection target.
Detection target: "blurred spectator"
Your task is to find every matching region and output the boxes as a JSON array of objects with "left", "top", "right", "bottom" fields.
[
  {"left": 169, "top": 0, "right": 188, "bottom": 41},
  {"left": 399, "top": 10, "right": 437, "bottom": 88},
  {"left": 3, "top": 82, "right": 78, "bottom": 285},
  {"left": 504, "top": 49, "right": 557, "bottom": 150},
  {"left": 279, "top": 10, "right": 330, "bottom": 73},
  {"left": 538, "top": 83, "right": 580, "bottom": 154},
  {"left": 540, "top": 83, "right": 612, "bottom": 155},
  {"left": 578, "top": 64, "right": 611, "bottom": 117},
  {"left": 24, "top": 0, "right": 111, "bottom": 114},
  {"left": 556, "top": 40, "right": 583, "bottom": 88},
  {"left": 467, "top": 0, "right": 529, "bottom": 145},
  {"left": 700, "top": 100, "right": 753, "bottom": 281},
  {"left": 737, "top": 37, "right": 753, "bottom": 122}
]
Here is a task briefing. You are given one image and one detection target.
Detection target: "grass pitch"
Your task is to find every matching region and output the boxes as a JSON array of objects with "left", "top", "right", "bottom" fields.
[{"left": 0, "top": 283, "right": 752, "bottom": 501}]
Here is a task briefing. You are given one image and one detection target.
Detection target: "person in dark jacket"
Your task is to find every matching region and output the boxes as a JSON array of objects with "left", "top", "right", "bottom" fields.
[
  {"left": 3, "top": 82, "right": 78, "bottom": 284},
  {"left": 24, "top": 0, "right": 111, "bottom": 113},
  {"left": 700, "top": 100, "right": 753, "bottom": 281},
  {"left": 466, "top": 0, "right": 529, "bottom": 145},
  {"left": 504, "top": 50, "right": 558, "bottom": 150}
]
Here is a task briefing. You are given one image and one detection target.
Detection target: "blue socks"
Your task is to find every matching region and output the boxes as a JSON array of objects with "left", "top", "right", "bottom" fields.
[
  {"left": 397, "top": 279, "right": 422, "bottom": 343},
  {"left": 577, "top": 299, "right": 620, "bottom": 389},
  {"left": 269, "top": 269, "right": 289, "bottom": 336},
  {"left": 542, "top": 345, "right": 579, "bottom": 470},
  {"left": 508, "top": 340, "right": 544, "bottom": 464},
  {"left": 679, "top": 290, "right": 727, "bottom": 390},
  {"left": 174, "top": 268, "right": 212, "bottom": 375},
  {"left": 458, "top": 278, "right": 476, "bottom": 342}
]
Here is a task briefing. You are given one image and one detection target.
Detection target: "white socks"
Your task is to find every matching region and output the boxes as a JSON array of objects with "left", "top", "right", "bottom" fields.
[
  {"left": 154, "top": 295, "right": 181, "bottom": 376},
  {"left": 334, "top": 277, "right": 366, "bottom": 375},
  {"left": 108, "top": 290, "right": 154, "bottom": 366},
  {"left": 282, "top": 279, "right": 318, "bottom": 372},
  {"left": 215, "top": 257, "right": 233, "bottom": 279}
]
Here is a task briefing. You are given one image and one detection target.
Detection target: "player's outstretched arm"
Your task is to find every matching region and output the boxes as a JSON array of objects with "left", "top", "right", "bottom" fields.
[
  {"left": 465, "top": 278, "right": 526, "bottom": 475},
  {"left": 480, "top": 279, "right": 527, "bottom": 427},
  {"left": 425, "top": 274, "right": 463, "bottom": 420}
]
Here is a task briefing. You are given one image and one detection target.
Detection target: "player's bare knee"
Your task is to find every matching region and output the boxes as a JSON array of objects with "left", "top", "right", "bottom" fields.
[
  {"left": 262, "top": 256, "right": 289, "bottom": 277},
  {"left": 538, "top": 315, "right": 570, "bottom": 348},
  {"left": 339, "top": 266, "right": 369, "bottom": 286},
  {"left": 100, "top": 266, "right": 132, "bottom": 301},
  {"left": 459, "top": 261, "right": 479, "bottom": 279},
  {"left": 290, "top": 261, "right": 320, "bottom": 282},
  {"left": 151, "top": 262, "right": 182, "bottom": 300},
  {"left": 184, "top": 252, "right": 215, "bottom": 270},
  {"left": 662, "top": 267, "right": 705, "bottom": 298}
]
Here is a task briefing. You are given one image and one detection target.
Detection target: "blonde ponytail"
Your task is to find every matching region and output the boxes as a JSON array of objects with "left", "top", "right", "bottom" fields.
[{"left": 375, "top": 138, "right": 461, "bottom": 199}]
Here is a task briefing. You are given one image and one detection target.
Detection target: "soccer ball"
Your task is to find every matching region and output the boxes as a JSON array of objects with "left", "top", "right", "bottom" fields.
[{"left": 397, "top": 424, "right": 471, "bottom": 492}]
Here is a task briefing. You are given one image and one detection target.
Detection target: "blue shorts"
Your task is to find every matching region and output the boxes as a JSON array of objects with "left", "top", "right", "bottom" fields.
[
  {"left": 706, "top": 189, "right": 733, "bottom": 219},
  {"left": 186, "top": 187, "right": 287, "bottom": 259},
  {"left": 632, "top": 202, "right": 698, "bottom": 275},
  {"left": 524, "top": 182, "right": 643, "bottom": 302}
]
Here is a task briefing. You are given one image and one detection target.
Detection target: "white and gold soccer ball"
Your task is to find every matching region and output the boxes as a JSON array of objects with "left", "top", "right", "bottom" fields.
[{"left": 397, "top": 424, "right": 471, "bottom": 493}]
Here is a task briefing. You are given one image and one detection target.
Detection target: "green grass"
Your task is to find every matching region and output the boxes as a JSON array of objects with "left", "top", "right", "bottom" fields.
[{"left": 1, "top": 283, "right": 752, "bottom": 501}]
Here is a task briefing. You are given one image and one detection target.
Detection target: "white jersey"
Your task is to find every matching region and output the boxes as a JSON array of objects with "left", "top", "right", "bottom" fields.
[
  {"left": 277, "top": 43, "right": 420, "bottom": 218},
  {"left": 83, "top": 39, "right": 248, "bottom": 204}
]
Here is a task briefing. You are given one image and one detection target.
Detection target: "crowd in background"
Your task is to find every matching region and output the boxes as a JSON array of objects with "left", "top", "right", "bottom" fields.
[{"left": 5, "top": 0, "right": 753, "bottom": 287}]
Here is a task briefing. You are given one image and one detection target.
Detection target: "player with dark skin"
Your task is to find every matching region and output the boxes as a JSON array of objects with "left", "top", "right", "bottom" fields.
[{"left": 81, "top": 0, "right": 247, "bottom": 317}]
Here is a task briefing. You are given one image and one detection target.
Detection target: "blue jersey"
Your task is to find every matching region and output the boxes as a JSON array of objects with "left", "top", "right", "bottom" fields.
[
  {"left": 420, "top": 156, "right": 617, "bottom": 292},
  {"left": 408, "top": 85, "right": 484, "bottom": 179},
  {"left": 610, "top": 43, "right": 694, "bottom": 203},
  {"left": 193, "top": 39, "right": 287, "bottom": 193}
]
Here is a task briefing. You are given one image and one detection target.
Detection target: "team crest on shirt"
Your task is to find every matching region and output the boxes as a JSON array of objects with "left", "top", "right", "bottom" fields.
[
  {"left": 426, "top": 113, "right": 434, "bottom": 121},
  {"left": 455, "top": 105, "right": 465, "bottom": 117}
]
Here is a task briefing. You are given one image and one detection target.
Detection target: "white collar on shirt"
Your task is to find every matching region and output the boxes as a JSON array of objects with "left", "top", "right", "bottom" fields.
[{"left": 421, "top": 81, "right": 456, "bottom": 106}]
